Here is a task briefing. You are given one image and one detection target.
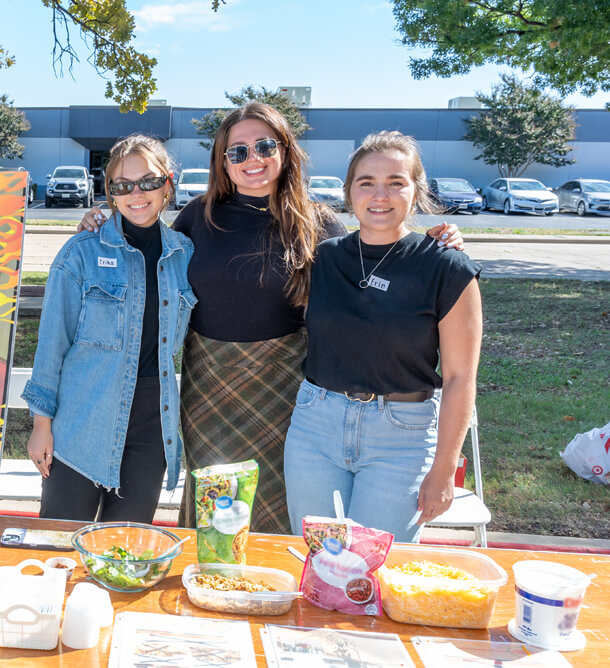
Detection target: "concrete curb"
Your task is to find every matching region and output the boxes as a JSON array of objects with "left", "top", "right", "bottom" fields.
[{"left": 464, "top": 234, "right": 610, "bottom": 244}]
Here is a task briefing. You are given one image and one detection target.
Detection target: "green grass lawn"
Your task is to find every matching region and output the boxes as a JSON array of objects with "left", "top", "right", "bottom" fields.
[{"left": 6, "top": 278, "right": 610, "bottom": 538}]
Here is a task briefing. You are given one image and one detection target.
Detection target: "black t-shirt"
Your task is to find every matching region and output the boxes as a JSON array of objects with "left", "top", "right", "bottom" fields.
[
  {"left": 122, "top": 217, "right": 161, "bottom": 377},
  {"left": 304, "top": 231, "right": 481, "bottom": 394},
  {"left": 173, "top": 193, "right": 346, "bottom": 342}
]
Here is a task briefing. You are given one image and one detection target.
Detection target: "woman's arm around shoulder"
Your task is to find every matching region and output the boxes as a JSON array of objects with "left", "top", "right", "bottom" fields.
[{"left": 417, "top": 279, "right": 482, "bottom": 524}]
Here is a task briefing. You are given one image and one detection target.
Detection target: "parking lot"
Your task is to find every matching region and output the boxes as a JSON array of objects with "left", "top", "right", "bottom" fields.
[{"left": 26, "top": 200, "right": 610, "bottom": 231}]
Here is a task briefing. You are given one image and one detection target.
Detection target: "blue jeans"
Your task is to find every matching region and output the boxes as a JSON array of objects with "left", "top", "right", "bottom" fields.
[{"left": 284, "top": 379, "right": 439, "bottom": 542}]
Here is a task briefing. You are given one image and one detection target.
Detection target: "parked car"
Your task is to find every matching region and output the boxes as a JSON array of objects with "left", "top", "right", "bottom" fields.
[
  {"left": 174, "top": 168, "right": 210, "bottom": 210},
  {"left": 428, "top": 177, "right": 482, "bottom": 214},
  {"left": 307, "top": 176, "right": 345, "bottom": 211},
  {"left": 481, "top": 178, "right": 558, "bottom": 216},
  {"left": 45, "top": 166, "right": 94, "bottom": 208},
  {"left": 553, "top": 179, "right": 610, "bottom": 216}
]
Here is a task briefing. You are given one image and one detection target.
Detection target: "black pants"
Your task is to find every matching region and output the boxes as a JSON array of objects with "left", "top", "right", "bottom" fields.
[{"left": 40, "top": 377, "right": 166, "bottom": 524}]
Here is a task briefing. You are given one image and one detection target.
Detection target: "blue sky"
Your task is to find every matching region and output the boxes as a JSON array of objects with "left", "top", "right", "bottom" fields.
[{"left": 2, "top": 0, "right": 607, "bottom": 109}]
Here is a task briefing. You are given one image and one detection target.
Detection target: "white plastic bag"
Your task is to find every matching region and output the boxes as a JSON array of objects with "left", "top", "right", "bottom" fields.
[{"left": 560, "top": 421, "right": 610, "bottom": 485}]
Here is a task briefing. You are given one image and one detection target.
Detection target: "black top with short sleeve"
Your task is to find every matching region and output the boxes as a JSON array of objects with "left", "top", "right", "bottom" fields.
[
  {"left": 304, "top": 231, "right": 481, "bottom": 394},
  {"left": 173, "top": 193, "right": 346, "bottom": 342}
]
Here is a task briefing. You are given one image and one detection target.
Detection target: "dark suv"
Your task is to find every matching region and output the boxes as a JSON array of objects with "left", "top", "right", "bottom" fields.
[{"left": 45, "top": 166, "right": 94, "bottom": 207}]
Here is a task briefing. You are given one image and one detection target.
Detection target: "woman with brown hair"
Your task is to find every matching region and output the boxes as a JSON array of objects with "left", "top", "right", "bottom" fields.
[{"left": 81, "top": 103, "right": 463, "bottom": 534}]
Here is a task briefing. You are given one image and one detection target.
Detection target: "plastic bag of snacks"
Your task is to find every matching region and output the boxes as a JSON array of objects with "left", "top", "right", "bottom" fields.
[
  {"left": 192, "top": 460, "right": 259, "bottom": 564},
  {"left": 300, "top": 511, "right": 393, "bottom": 616}
]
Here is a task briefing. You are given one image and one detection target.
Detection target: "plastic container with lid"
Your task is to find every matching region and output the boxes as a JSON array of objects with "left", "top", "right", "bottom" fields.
[
  {"left": 509, "top": 560, "right": 594, "bottom": 651},
  {"left": 377, "top": 545, "right": 508, "bottom": 628},
  {"left": 183, "top": 563, "right": 300, "bottom": 616}
]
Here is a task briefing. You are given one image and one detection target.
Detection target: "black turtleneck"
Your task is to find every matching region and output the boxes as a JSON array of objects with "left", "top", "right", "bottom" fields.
[
  {"left": 173, "top": 192, "right": 345, "bottom": 342},
  {"left": 122, "top": 217, "right": 161, "bottom": 376}
]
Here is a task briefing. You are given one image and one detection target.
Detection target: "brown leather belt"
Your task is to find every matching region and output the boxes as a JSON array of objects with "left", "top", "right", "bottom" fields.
[{"left": 343, "top": 389, "right": 434, "bottom": 403}]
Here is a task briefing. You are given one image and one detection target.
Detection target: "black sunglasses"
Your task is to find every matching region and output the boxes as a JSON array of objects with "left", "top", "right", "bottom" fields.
[
  {"left": 225, "top": 138, "right": 281, "bottom": 164},
  {"left": 108, "top": 175, "right": 168, "bottom": 196}
]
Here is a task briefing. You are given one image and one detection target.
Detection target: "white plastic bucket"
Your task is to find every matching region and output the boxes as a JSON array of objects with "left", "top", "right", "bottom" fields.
[{"left": 509, "top": 560, "right": 593, "bottom": 651}]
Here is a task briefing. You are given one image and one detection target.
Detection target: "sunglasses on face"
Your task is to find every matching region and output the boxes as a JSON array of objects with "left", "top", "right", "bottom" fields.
[
  {"left": 224, "top": 138, "right": 281, "bottom": 164},
  {"left": 108, "top": 175, "right": 168, "bottom": 196}
]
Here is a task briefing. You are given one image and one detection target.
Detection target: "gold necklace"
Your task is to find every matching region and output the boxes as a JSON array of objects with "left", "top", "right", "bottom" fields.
[{"left": 241, "top": 202, "right": 269, "bottom": 213}]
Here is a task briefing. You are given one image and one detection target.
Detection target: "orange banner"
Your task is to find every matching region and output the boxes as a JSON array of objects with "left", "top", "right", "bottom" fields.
[{"left": 0, "top": 170, "right": 27, "bottom": 457}]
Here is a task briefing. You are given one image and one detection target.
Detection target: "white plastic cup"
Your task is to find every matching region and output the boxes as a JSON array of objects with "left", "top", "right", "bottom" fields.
[
  {"left": 61, "top": 592, "right": 101, "bottom": 649},
  {"left": 71, "top": 582, "right": 114, "bottom": 627},
  {"left": 510, "top": 560, "right": 593, "bottom": 650}
]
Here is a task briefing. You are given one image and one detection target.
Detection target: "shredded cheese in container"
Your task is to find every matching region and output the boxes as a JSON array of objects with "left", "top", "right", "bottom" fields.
[{"left": 377, "top": 560, "right": 498, "bottom": 628}]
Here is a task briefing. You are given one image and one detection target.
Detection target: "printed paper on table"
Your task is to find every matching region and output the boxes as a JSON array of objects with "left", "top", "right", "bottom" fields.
[
  {"left": 108, "top": 612, "right": 256, "bottom": 668},
  {"left": 412, "top": 636, "right": 574, "bottom": 667},
  {"left": 261, "top": 624, "right": 415, "bottom": 667}
]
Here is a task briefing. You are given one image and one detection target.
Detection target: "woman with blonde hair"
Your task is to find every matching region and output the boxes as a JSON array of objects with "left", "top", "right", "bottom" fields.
[{"left": 24, "top": 134, "right": 195, "bottom": 521}]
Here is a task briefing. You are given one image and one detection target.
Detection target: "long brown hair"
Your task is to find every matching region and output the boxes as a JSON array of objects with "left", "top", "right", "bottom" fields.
[
  {"left": 205, "top": 102, "right": 325, "bottom": 308},
  {"left": 344, "top": 131, "right": 440, "bottom": 218}
]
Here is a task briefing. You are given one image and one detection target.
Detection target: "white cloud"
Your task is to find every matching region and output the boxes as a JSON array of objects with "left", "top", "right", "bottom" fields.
[{"left": 132, "top": 2, "right": 233, "bottom": 32}]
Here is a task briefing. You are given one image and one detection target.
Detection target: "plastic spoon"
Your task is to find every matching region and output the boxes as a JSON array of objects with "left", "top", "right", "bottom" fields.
[
  {"left": 333, "top": 490, "right": 345, "bottom": 523},
  {"left": 156, "top": 536, "right": 191, "bottom": 560}
]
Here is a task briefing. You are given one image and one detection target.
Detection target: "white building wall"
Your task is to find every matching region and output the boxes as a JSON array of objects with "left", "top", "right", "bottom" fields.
[
  {"left": 19, "top": 137, "right": 87, "bottom": 192},
  {"left": 165, "top": 139, "right": 210, "bottom": 172},
  {"left": 300, "top": 140, "right": 356, "bottom": 179}
]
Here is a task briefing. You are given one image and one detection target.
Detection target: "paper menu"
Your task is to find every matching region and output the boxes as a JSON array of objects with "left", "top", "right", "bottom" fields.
[
  {"left": 411, "top": 636, "right": 574, "bottom": 667},
  {"left": 261, "top": 624, "right": 416, "bottom": 667},
  {"left": 108, "top": 612, "right": 256, "bottom": 667}
]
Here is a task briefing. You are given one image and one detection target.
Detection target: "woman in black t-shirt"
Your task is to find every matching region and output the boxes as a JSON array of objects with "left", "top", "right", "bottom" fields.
[{"left": 284, "top": 131, "right": 482, "bottom": 542}]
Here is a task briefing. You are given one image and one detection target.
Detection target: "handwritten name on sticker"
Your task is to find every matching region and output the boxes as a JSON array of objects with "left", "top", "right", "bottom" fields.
[
  {"left": 98, "top": 257, "right": 117, "bottom": 268},
  {"left": 367, "top": 275, "right": 390, "bottom": 292}
]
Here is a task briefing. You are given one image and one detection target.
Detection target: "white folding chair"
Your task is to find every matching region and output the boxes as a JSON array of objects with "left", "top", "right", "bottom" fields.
[{"left": 425, "top": 404, "right": 491, "bottom": 547}]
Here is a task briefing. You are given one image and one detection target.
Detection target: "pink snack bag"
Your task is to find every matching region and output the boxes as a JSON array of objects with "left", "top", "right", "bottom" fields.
[{"left": 300, "top": 515, "right": 393, "bottom": 616}]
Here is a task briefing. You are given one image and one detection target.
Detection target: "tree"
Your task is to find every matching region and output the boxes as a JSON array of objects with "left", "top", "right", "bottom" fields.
[
  {"left": 192, "top": 86, "right": 310, "bottom": 149},
  {"left": 0, "top": 95, "right": 31, "bottom": 160},
  {"left": 463, "top": 74, "right": 576, "bottom": 177},
  {"left": 392, "top": 1, "right": 610, "bottom": 100},
  {"left": 0, "top": 1, "right": 223, "bottom": 113}
]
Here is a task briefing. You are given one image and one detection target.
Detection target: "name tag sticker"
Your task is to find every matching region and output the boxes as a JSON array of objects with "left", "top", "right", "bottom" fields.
[
  {"left": 368, "top": 275, "right": 390, "bottom": 292},
  {"left": 98, "top": 257, "right": 117, "bottom": 268}
]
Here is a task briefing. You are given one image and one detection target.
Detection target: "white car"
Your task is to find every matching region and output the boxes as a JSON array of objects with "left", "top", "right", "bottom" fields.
[
  {"left": 308, "top": 176, "right": 345, "bottom": 211},
  {"left": 481, "top": 177, "right": 558, "bottom": 216},
  {"left": 45, "top": 166, "right": 94, "bottom": 208},
  {"left": 174, "top": 168, "right": 210, "bottom": 210}
]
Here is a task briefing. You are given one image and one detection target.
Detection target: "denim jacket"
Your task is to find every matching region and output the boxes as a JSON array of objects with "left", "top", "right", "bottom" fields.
[{"left": 22, "top": 214, "right": 196, "bottom": 491}]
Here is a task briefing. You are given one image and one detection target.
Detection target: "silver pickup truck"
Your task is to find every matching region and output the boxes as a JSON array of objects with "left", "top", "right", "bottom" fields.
[{"left": 45, "top": 166, "right": 94, "bottom": 208}]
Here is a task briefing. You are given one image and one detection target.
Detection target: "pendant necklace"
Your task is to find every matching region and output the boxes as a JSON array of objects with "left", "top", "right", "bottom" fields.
[
  {"left": 242, "top": 201, "right": 269, "bottom": 213},
  {"left": 358, "top": 234, "right": 399, "bottom": 289}
]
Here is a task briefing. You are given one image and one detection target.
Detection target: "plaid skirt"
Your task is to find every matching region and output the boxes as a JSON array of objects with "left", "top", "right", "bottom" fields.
[{"left": 178, "top": 328, "right": 307, "bottom": 534}]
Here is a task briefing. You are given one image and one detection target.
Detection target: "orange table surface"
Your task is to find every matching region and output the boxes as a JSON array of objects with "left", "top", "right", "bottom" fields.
[{"left": 0, "top": 516, "right": 608, "bottom": 667}]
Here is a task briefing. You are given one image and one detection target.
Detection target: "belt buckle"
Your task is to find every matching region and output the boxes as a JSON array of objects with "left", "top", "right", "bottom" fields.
[{"left": 344, "top": 391, "right": 375, "bottom": 403}]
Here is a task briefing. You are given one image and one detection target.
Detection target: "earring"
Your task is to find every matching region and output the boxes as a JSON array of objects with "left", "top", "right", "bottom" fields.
[{"left": 164, "top": 192, "right": 171, "bottom": 202}]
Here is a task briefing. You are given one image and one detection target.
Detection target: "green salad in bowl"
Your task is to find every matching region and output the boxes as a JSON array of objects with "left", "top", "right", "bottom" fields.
[{"left": 72, "top": 522, "right": 183, "bottom": 592}]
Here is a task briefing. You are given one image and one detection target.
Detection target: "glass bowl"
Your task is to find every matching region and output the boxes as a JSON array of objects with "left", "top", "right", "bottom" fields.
[{"left": 71, "top": 522, "right": 183, "bottom": 593}]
